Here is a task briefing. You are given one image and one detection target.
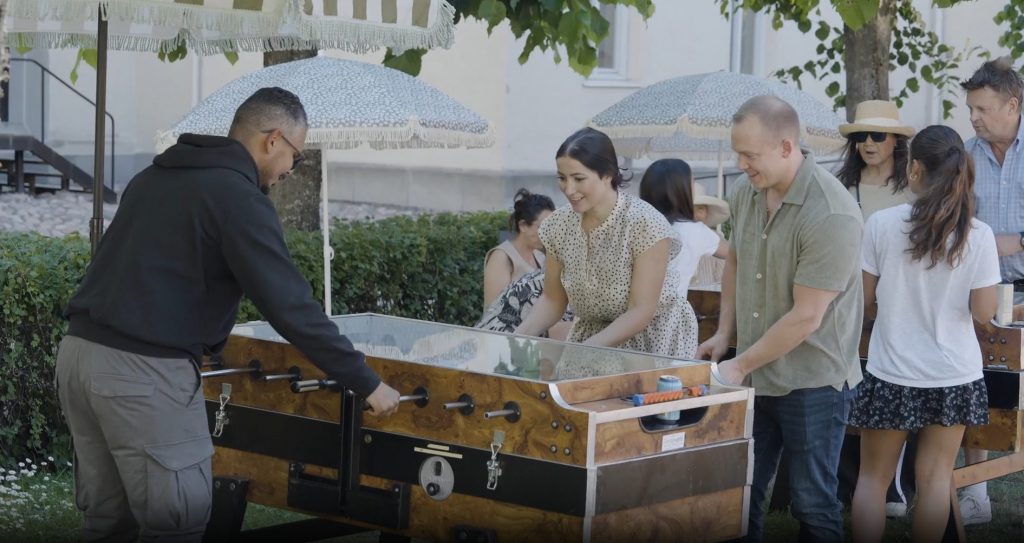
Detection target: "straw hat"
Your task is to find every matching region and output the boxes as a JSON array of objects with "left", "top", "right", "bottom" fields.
[
  {"left": 692, "top": 183, "right": 730, "bottom": 227},
  {"left": 839, "top": 100, "right": 915, "bottom": 138}
]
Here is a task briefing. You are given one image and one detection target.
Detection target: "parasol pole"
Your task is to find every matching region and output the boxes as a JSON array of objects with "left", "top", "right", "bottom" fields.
[
  {"left": 716, "top": 140, "right": 725, "bottom": 198},
  {"left": 90, "top": 5, "right": 108, "bottom": 255},
  {"left": 321, "top": 151, "right": 332, "bottom": 315}
]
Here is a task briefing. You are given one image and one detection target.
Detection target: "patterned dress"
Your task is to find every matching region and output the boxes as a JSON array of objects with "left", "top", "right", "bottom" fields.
[{"left": 539, "top": 192, "right": 698, "bottom": 358}]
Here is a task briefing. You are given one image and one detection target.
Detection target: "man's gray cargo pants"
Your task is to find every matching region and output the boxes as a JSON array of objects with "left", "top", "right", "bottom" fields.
[{"left": 56, "top": 335, "right": 213, "bottom": 543}]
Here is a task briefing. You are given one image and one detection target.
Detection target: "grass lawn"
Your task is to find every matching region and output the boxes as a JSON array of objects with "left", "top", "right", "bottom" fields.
[{"left": 3, "top": 455, "right": 1022, "bottom": 542}]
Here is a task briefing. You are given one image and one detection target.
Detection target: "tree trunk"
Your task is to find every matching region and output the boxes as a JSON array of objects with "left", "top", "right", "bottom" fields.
[
  {"left": 842, "top": 0, "right": 895, "bottom": 121},
  {"left": 263, "top": 49, "right": 321, "bottom": 231}
]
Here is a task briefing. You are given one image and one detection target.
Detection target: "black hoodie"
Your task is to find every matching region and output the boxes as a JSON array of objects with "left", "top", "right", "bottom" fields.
[{"left": 66, "top": 134, "right": 380, "bottom": 397}]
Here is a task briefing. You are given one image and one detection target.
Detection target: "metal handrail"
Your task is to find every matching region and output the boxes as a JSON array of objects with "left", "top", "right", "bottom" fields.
[{"left": 7, "top": 57, "right": 116, "bottom": 192}]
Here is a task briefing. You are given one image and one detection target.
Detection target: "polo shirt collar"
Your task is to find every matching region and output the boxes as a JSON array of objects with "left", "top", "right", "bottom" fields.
[{"left": 781, "top": 151, "right": 816, "bottom": 205}]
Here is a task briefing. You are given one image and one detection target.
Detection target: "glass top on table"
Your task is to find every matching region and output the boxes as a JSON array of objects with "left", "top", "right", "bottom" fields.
[{"left": 231, "top": 313, "right": 704, "bottom": 384}]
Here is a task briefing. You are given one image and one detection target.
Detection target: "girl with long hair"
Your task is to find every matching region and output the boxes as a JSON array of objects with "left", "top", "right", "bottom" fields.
[
  {"left": 639, "top": 159, "right": 729, "bottom": 297},
  {"left": 850, "top": 125, "right": 1000, "bottom": 542}
]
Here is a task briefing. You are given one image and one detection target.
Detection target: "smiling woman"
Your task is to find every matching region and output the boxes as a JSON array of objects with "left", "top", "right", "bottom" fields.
[{"left": 514, "top": 128, "right": 700, "bottom": 359}]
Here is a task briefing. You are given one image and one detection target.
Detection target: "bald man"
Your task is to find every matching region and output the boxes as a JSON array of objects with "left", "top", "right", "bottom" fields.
[
  {"left": 697, "top": 96, "right": 863, "bottom": 542},
  {"left": 57, "top": 87, "right": 400, "bottom": 542}
]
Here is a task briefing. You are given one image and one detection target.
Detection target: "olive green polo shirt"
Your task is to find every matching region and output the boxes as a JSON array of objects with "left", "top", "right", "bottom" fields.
[{"left": 729, "top": 152, "right": 864, "bottom": 396}]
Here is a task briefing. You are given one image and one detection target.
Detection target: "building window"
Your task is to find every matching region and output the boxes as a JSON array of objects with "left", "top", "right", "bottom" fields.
[{"left": 589, "top": 3, "right": 629, "bottom": 82}]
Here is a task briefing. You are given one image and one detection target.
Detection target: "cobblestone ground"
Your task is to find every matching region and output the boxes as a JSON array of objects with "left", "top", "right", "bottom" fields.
[{"left": 0, "top": 191, "right": 426, "bottom": 237}]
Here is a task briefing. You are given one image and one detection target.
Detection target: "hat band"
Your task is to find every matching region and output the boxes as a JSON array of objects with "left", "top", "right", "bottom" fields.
[{"left": 851, "top": 116, "right": 906, "bottom": 128}]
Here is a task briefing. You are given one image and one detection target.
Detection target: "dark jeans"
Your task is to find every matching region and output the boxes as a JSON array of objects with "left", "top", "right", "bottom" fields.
[{"left": 747, "top": 384, "right": 856, "bottom": 543}]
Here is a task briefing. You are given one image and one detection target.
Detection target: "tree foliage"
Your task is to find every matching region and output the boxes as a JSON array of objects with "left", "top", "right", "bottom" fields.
[
  {"left": 719, "top": 0, "right": 984, "bottom": 118},
  {"left": 387, "top": 0, "right": 656, "bottom": 76}
]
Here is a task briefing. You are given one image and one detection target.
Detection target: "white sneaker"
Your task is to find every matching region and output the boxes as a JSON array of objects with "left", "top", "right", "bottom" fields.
[
  {"left": 959, "top": 494, "right": 992, "bottom": 525},
  {"left": 885, "top": 501, "right": 908, "bottom": 518}
]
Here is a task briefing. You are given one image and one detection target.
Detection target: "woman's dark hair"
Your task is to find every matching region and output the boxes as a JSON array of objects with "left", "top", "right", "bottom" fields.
[
  {"left": 639, "top": 159, "right": 695, "bottom": 223},
  {"left": 835, "top": 133, "right": 910, "bottom": 194},
  {"left": 509, "top": 188, "right": 555, "bottom": 232},
  {"left": 905, "top": 125, "right": 975, "bottom": 269},
  {"left": 555, "top": 127, "right": 631, "bottom": 190}
]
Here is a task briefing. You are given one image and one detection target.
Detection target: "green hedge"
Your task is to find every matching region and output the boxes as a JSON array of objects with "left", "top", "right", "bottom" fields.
[{"left": 0, "top": 211, "right": 504, "bottom": 464}]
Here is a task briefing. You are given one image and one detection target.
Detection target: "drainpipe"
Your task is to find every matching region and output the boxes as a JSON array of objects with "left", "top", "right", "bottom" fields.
[
  {"left": 729, "top": 0, "right": 743, "bottom": 73},
  {"left": 191, "top": 55, "right": 203, "bottom": 107},
  {"left": 927, "top": 6, "right": 946, "bottom": 124}
]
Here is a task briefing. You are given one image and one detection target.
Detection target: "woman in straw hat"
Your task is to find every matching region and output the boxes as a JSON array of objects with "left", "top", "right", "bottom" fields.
[{"left": 837, "top": 100, "right": 916, "bottom": 220}]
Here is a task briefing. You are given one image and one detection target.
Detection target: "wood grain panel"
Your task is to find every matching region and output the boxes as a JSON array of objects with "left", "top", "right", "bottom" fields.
[
  {"left": 205, "top": 340, "right": 342, "bottom": 422},
  {"left": 555, "top": 365, "right": 711, "bottom": 405},
  {"left": 592, "top": 401, "right": 749, "bottom": 464},
  {"left": 688, "top": 288, "right": 721, "bottom": 344},
  {"left": 975, "top": 321, "right": 1024, "bottom": 370},
  {"left": 361, "top": 358, "right": 591, "bottom": 466},
  {"left": 212, "top": 447, "right": 584, "bottom": 541},
  {"left": 208, "top": 339, "right": 592, "bottom": 466},
  {"left": 361, "top": 475, "right": 583, "bottom": 542},
  {"left": 963, "top": 408, "right": 1024, "bottom": 452},
  {"left": 589, "top": 486, "right": 746, "bottom": 543}
]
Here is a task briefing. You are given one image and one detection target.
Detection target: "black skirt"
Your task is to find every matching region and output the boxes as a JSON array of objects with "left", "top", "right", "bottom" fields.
[{"left": 849, "top": 371, "right": 989, "bottom": 432}]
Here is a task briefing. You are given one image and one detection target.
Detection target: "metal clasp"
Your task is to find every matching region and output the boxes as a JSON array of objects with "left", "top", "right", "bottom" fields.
[
  {"left": 212, "top": 383, "right": 231, "bottom": 438},
  {"left": 486, "top": 430, "right": 504, "bottom": 491}
]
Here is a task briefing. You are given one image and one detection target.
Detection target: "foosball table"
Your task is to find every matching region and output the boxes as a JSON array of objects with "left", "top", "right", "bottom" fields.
[
  {"left": 688, "top": 286, "right": 1024, "bottom": 540},
  {"left": 200, "top": 313, "right": 754, "bottom": 542}
]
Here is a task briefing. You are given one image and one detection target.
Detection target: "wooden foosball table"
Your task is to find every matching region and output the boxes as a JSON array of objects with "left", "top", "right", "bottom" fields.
[
  {"left": 200, "top": 313, "right": 754, "bottom": 542},
  {"left": 688, "top": 286, "right": 1024, "bottom": 540}
]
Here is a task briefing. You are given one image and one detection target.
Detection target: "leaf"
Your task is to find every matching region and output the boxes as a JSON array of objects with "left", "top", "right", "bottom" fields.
[
  {"left": 833, "top": 0, "right": 880, "bottom": 31},
  {"left": 826, "top": 81, "right": 841, "bottom": 97},
  {"left": 382, "top": 48, "right": 426, "bottom": 76},
  {"left": 68, "top": 48, "right": 97, "bottom": 85},
  {"left": 478, "top": 0, "right": 508, "bottom": 29},
  {"left": 906, "top": 77, "right": 919, "bottom": 93},
  {"left": 223, "top": 51, "right": 240, "bottom": 65}
]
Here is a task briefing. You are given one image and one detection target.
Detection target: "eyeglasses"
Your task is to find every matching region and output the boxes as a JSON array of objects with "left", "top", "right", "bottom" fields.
[
  {"left": 850, "top": 131, "right": 889, "bottom": 144},
  {"left": 261, "top": 129, "right": 305, "bottom": 171}
]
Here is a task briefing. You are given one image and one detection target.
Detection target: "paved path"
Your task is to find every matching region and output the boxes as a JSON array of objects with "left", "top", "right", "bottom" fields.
[{"left": 0, "top": 192, "right": 425, "bottom": 237}]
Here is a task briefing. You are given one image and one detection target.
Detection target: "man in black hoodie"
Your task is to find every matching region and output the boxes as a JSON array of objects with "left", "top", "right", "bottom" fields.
[{"left": 55, "top": 87, "right": 400, "bottom": 542}]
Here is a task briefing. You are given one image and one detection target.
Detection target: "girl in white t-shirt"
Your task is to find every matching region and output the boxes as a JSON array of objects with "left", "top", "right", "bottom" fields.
[
  {"left": 850, "top": 125, "right": 1000, "bottom": 543},
  {"left": 639, "top": 159, "right": 729, "bottom": 352},
  {"left": 639, "top": 159, "right": 729, "bottom": 298}
]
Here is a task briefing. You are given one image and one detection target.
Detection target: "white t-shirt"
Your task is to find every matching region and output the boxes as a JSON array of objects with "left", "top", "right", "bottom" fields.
[
  {"left": 862, "top": 204, "right": 1001, "bottom": 388},
  {"left": 670, "top": 221, "right": 721, "bottom": 300}
]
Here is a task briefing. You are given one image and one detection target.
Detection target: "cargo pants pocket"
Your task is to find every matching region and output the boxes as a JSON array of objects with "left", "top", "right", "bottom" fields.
[{"left": 143, "top": 435, "right": 214, "bottom": 533}]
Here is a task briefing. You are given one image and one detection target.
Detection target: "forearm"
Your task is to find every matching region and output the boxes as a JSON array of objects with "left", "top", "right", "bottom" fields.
[
  {"left": 516, "top": 294, "right": 567, "bottom": 337},
  {"left": 995, "top": 233, "right": 1023, "bottom": 257},
  {"left": 732, "top": 310, "right": 820, "bottom": 374},
  {"left": 581, "top": 305, "right": 657, "bottom": 348},
  {"left": 713, "top": 253, "right": 738, "bottom": 342}
]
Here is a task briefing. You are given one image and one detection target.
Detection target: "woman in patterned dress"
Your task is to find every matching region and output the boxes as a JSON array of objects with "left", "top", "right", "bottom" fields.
[
  {"left": 849, "top": 126, "right": 1000, "bottom": 542},
  {"left": 515, "top": 128, "right": 698, "bottom": 358}
]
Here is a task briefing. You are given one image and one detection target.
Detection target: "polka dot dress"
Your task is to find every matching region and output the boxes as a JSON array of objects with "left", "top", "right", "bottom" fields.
[{"left": 539, "top": 192, "right": 699, "bottom": 360}]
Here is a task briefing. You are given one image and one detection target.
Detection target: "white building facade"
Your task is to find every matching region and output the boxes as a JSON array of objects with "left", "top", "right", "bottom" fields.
[{"left": 3, "top": 0, "right": 1012, "bottom": 211}]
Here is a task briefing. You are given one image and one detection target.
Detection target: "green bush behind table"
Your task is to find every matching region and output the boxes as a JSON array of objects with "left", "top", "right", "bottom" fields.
[{"left": 0, "top": 211, "right": 505, "bottom": 465}]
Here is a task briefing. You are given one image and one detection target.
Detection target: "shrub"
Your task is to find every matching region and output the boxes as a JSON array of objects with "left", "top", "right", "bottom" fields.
[{"left": 0, "top": 211, "right": 505, "bottom": 464}]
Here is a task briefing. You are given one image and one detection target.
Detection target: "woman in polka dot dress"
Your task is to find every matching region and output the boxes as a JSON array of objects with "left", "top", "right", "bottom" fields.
[{"left": 515, "top": 128, "right": 698, "bottom": 359}]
